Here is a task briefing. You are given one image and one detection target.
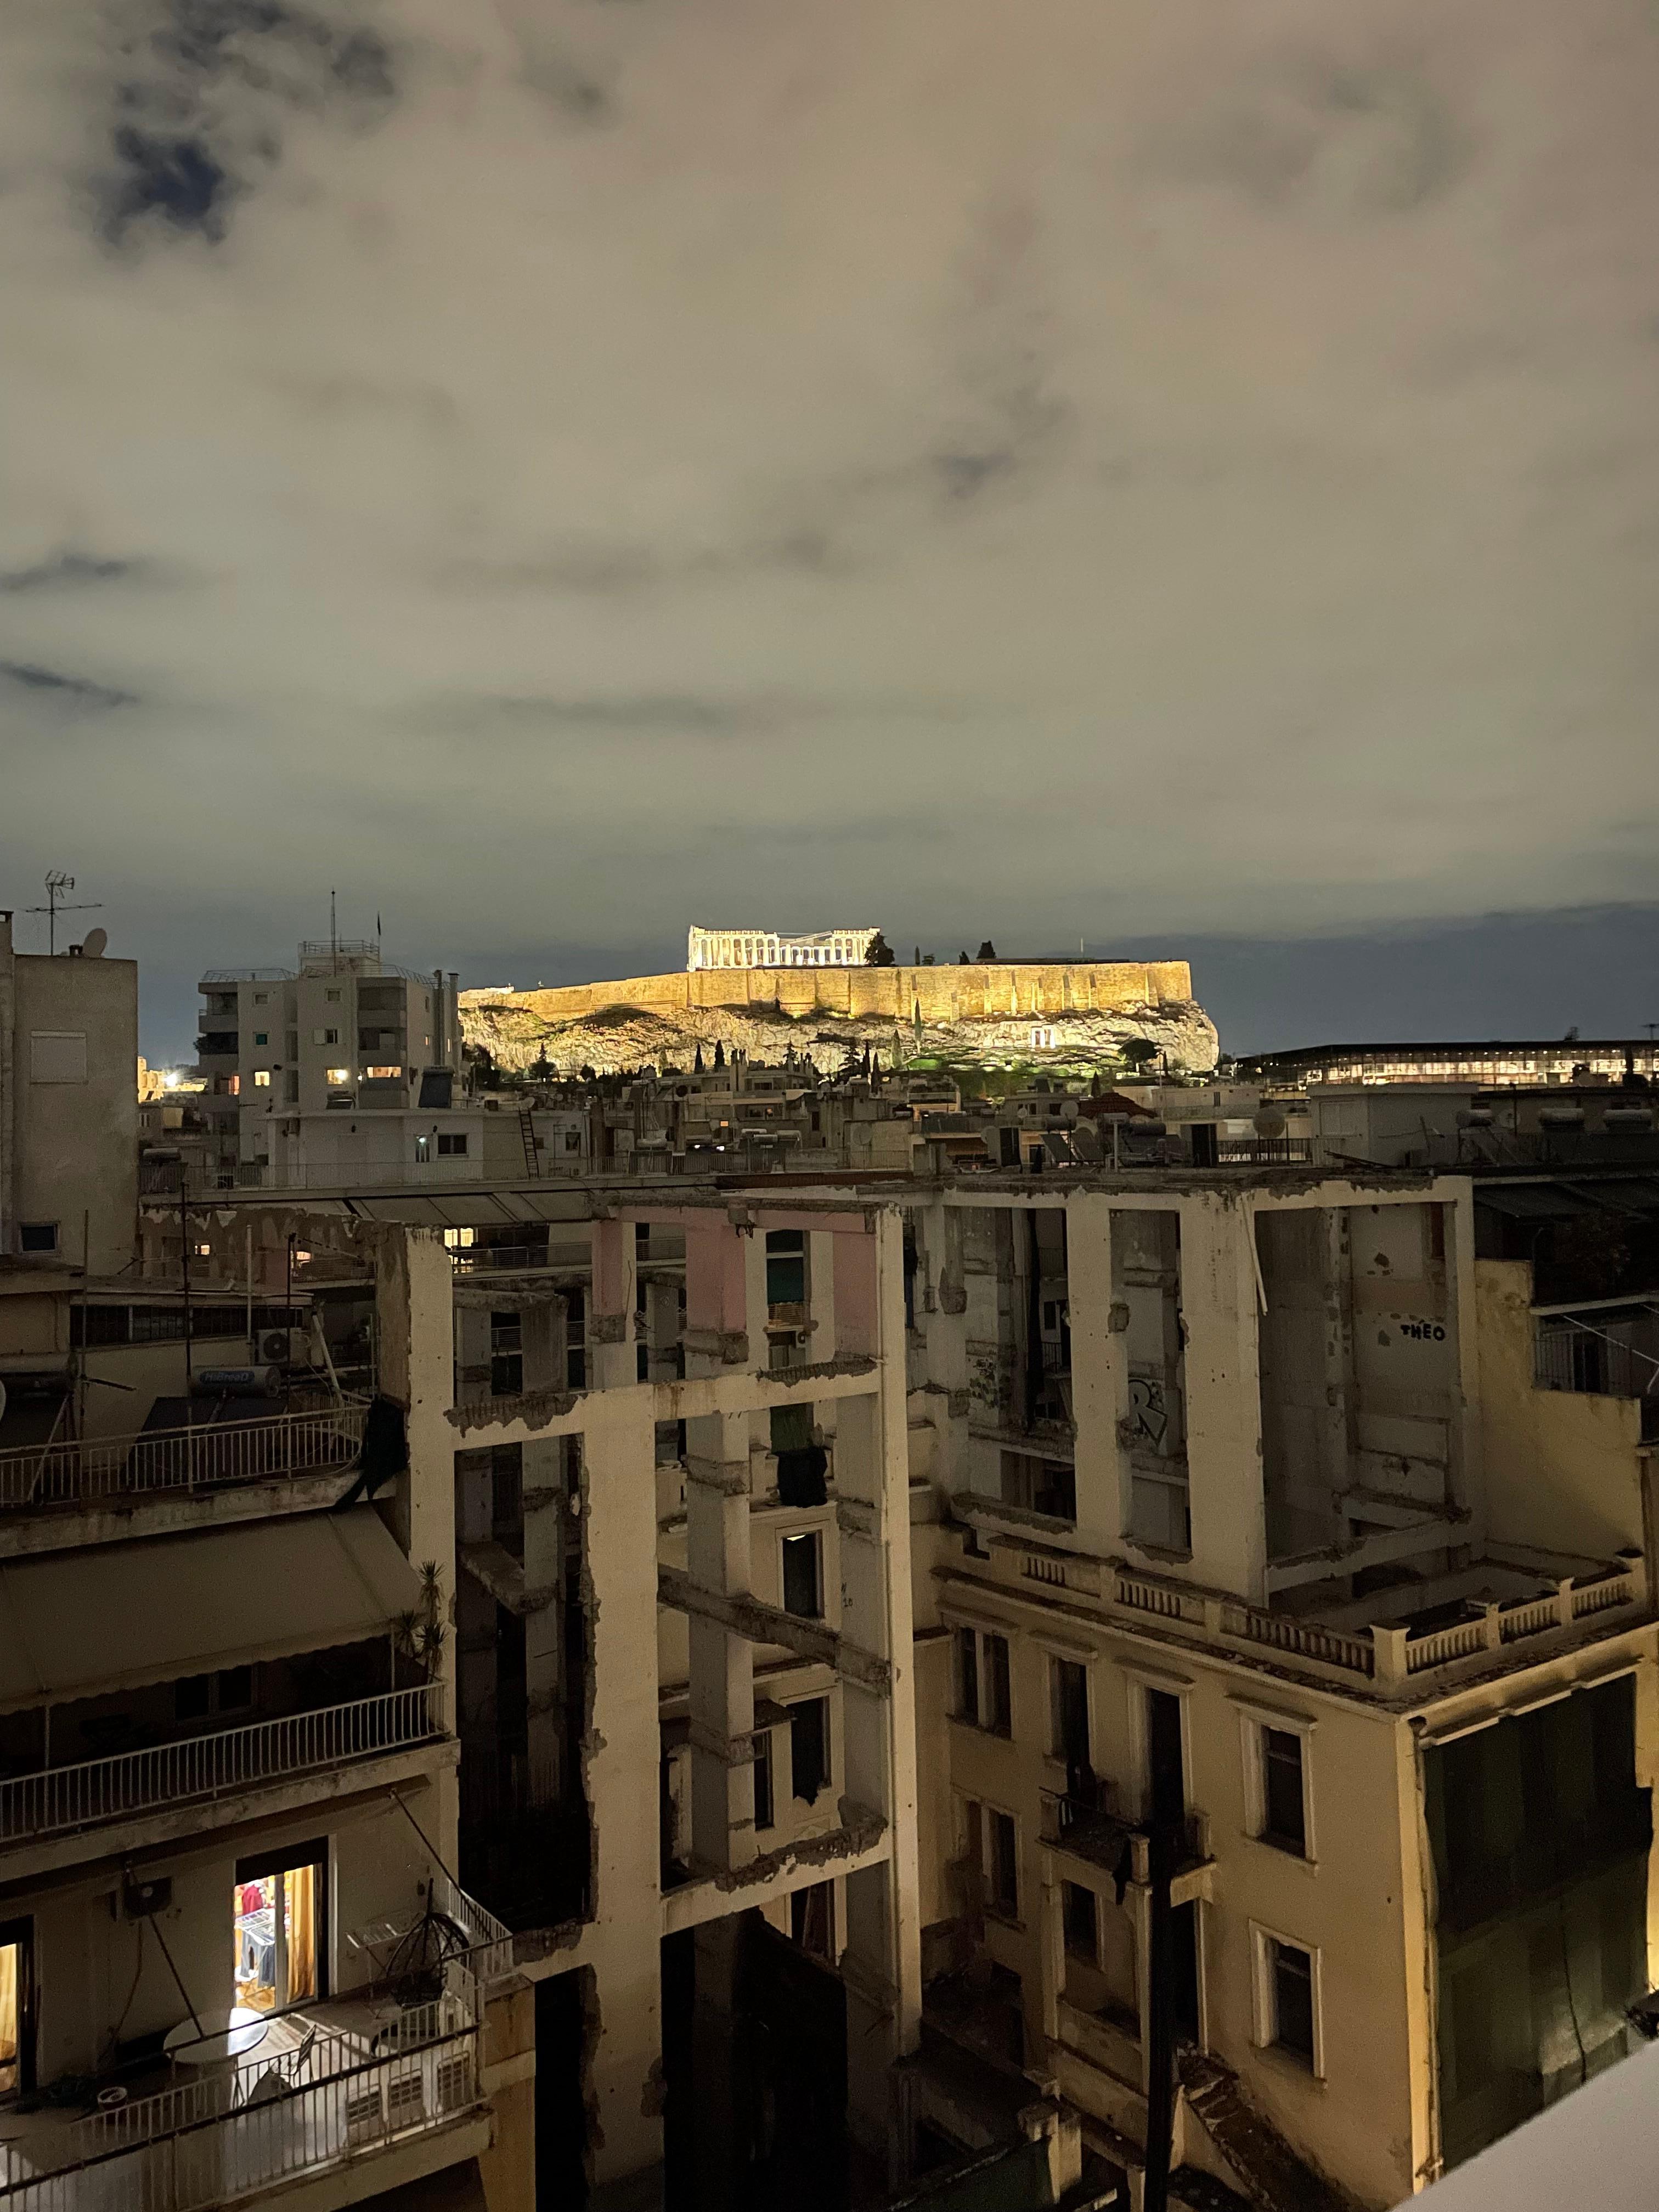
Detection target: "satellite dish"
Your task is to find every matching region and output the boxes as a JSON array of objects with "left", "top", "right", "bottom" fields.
[{"left": 80, "top": 927, "right": 108, "bottom": 958}]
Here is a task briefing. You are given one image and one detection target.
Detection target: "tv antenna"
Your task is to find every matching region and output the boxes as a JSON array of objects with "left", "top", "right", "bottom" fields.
[{"left": 26, "top": 871, "right": 101, "bottom": 956}]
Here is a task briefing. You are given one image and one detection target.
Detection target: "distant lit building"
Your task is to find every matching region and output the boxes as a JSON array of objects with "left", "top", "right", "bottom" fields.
[
  {"left": 1242, "top": 1038, "right": 1659, "bottom": 1088},
  {"left": 686, "top": 925, "right": 879, "bottom": 972}
]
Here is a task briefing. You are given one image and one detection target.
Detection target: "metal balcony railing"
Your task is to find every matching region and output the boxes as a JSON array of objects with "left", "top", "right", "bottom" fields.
[
  {"left": 449, "top": 1244, "right": 556, "bottom": 1276},
  {"left": 0, "top": 1407, "right": 363, "bottom": 1517},
  {"left": 0, "top": 1684, "right": 444, "bottom": 1847},
  {"left": 0, "top": 1968, "right": 481, "bottom": 2210}
]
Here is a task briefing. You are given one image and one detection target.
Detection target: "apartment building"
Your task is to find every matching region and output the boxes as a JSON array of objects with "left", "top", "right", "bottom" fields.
[
  {"left": 134, "top": 1121, "right": 1659, "bottom": 2211},
  {"left": 0, "top": 1229, "right": 533, "bottom": 2212},
  {"left": 0, "top": 909, "right": 137, "bottom": 1276},
  {"left": 902, "top": 1167, "right": 1656, "bottom": 2205},
  {"left": 190, "top": 944, "right": 467, "bottom": 1191}
]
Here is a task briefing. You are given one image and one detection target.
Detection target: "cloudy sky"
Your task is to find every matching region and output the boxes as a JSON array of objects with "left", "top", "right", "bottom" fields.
[{"left": 3, "top": 0, "right": 1658, "bottom": 1058}]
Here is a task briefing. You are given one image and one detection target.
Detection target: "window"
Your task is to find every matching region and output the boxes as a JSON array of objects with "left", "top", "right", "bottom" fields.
[
  {"left": 1063, "top": 1881, "right": 1098, "bottom": 1962},
  {"left": 781, "top": 1532, "right": 822, "bottom": 1619},
  {"left": 313, "top": 1028, "right": 340, "bottom": 1047},
  {"left": 989, "top": 1809, "right": 1019, "bottom": 1919},
  {"left": 1262, "top": 1935, "right": 1317, "bottom": 2068},
  {"left": 325, "top": 989, "right": 342, "bottom": 1003},
  {"left": 791, "top": 1881, "right": 833, "bottom": 1961},
  {"left": 437, "top": 1132, "right": 469, "bottom": 1156},
  {"left": 1145, "top": 1687, "right": 1186, "bottom": 1826},
  {"left": 0, "top": 1920, "right": 35, "bottom": 2095},
  {"left": 1239, "top": 1705, "right": 1314, "bottom": 1861},
  {"left": 414, "top": 1135, "right": 431, "bottom": 1163},
  {"left": 235, "top": 1841, "right": 326, "bottom": 2013},
  {"left": 985, "top": 1633, "right": 1012, "bottom": 1735},
  {"left": 18, "top": 1224, "right": 57, "bottom": 1255},
  {"left": 491, "top": 1311, "right": 523, "bottom": 1397},
  {"left": 29, "top": 1031, "right": 86, "bottom": 1084},
  {"left": 956, "top": 1627, "right": 1012, "bottom": 1735},
  {"left": 253, "top": 1031, "right": 268, "bottom": 1046},
  {"left": 765, "top": 1229, "right": 806, "bottom": 1308},
  {"left": 753, "top": 1729, "right": 775, "bottom": 1831},
  {"left": 253, "top": 993, "right": 268, "bottom": 1006},
  {"left": 176, "top": 1666, "right": 255, "bottom": 1722},
  {"left": 790, "top": 1696, "right": 829, "bottom": 1804},
  {"left": 253, "top": 1070, "right": 270, "bottom": 1087},
  {"left": 956, "top": 1627, "right": 979, "bottom": 1724},
  {"left": 368, "top": 1065, "right": 403, "bottom": 1080},
  {"left": 1263, "top": 1730, "right": 1307, "bottom": 1857},
  {"left": 1052, "top": 1658, "right": 1091, "bottom": 1771}
]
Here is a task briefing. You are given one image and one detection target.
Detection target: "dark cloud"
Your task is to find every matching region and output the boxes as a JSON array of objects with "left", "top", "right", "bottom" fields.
[
  {"left": 0, "top": 553, "right": 142, "bottom": 592},
  {"left": 0, "top": 660, "right": 137, "bottom": 708},
  {"left": 98, "top": 0, "right": 394, "bottom": 242}
]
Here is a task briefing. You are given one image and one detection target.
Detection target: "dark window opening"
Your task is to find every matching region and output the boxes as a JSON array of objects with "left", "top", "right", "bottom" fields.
[
  {"left": 754, "top": 1731, "right": 774, "bottom": 1832},
  {"left": 985, "top": 1634, "right": 1012, "bottom": 1736},
  {"left": 1172, "top": 1901, "right": 1201, "bottom": 2045},
  {"left": 1271, "top": 1939, "right": 1315, "bottom": 2066},
  {"left": 781, "top": 1532, "right": 822, "bottom": 1620},
  {"left": 1263, "top": 1729, "right": 1307, "bottom": 1856},
  {"left": 791, "top": 1697, "right": 828, "bottom": 1804},
  {"left": 1146, "top": 1689, "right": 1185, "bottom": 1827},
  {"left": 436, "top": 1132, "right": 468, "bottom": 1156},
  {"left": 791, "top": 1880, "right": 833, "bottom": 1960},
  {"left": 956, "top": 1627, "right": 979, "bottom": 1724},
  {"left": 18, "top": 1224, "right": 57, "bottom": 1255},
  {"left": 176, "top": 1666, "right": 255, "bottom": 1723},
  {"left": 989, "top": 1809, "right": 1019, "bottom": 1918},
  {"left": 1063, "top": 1881, "right": 1097, "bottom": 1961}
]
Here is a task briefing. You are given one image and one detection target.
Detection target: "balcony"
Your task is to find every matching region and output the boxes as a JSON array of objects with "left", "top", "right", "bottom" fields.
[
  {"left": 449, "top": 1243, "right": 557, "bottom": 1277},
  {"left": 0, "top": 1965, "right": 483, "bottom": 2211},
  {"left": 0, "top": 1684, "right": 444, "bottom": 1850},
  {"left": 1039, "top": 1787, "right": 1207, "bottom": 1882},
  {"left": 0, "top": 1407, "right": 363, "bottom": 1519}
]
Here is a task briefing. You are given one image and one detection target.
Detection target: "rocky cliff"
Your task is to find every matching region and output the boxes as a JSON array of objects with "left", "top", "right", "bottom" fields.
[{"left": 460, "top": 966, "right": 1218, "bottom": 1080}]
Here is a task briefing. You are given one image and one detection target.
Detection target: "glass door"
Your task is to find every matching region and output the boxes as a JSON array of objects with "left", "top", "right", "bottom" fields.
[{"left": 234, "top": 1844, "right": 325, "bottom": 2012}]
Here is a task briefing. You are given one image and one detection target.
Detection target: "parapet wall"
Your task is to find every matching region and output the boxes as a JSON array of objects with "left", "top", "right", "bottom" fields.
[{"left": 461, "top": 960, "right": 1194, "bottom": 1027}]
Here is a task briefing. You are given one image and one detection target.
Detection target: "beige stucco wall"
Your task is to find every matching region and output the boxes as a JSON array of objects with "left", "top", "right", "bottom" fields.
[
  {"left": 12, "top": 952, "right": 138, "bottom": 1274},
  {"left": 463, "top": 960, "right": 1194, "bottom": 1029},
  {"left": 1475, "top": 1260, "right": 1646, "bottom": 1559}
]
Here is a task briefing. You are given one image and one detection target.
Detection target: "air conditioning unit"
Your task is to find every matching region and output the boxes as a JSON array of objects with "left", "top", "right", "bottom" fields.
[{"left": 259, "top": 1329, "right": 291, "bottom": 1363}]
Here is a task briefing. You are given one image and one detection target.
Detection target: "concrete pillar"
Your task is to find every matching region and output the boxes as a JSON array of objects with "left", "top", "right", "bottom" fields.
[
  {"left": 1066, "top": 1192, "right": 1130, "bottom": 1551},
  {"left": 591, "top": 1217, "right": 637, "bottom": 1391},
  {"left": 580, "top": 1393, "right": 666, "bottom": 2205},
  {"left": 1177, "top": 1194, "right": 1267, "bottom": 1603},
  {"left": 685, "top": 1403, "right": 755, "bottom": 1873},
  {"left": 376, "top": 1227, "right": 459, "bottom": 1866},
  {"left": 919, "top": 1201, "right": 970, "bottom": 1501},
  {"left": 830, "top": 1212, "right": 922, "bottom": 2179},
  {"left": 520, "top": 1300, "right": 566, "bottom": 1804}
]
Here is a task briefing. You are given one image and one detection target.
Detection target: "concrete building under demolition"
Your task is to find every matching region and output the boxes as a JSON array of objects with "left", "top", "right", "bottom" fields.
[{"left": 108, "top": 1125, "right": 1658, "bottom": 2212}]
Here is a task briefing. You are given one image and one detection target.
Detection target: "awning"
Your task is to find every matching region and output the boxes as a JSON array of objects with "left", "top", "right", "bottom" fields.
[
  {"left": 1474, "top": 1184, "right": 1602, "bottom": 1221},
  {"left": 0, "top": 1508, "right": 424, "bottom": 1714}
]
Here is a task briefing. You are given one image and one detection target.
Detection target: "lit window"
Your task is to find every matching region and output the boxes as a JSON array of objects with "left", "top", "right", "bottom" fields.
[
  {"left": 367, "top": 1064, "right": 403, "bottom": 1079},
  {"left": 227, "top": 1075, "right": 240, "bottom": 1096},
  {"left": 326, "top": 1068, "right": 350, "bottom": 1086},
  {"left": 441, "top": 1227, "right": 477, "bottom": 1249},
  {"left": 253, "top": 1070, "right": 271, "bottom": 1088},
  {"left": 195, "top": 1242, "right": 212, "bottom": 1259},
  {"left": 0, "top": 1921, "right": 32, "bottom": 2094}
]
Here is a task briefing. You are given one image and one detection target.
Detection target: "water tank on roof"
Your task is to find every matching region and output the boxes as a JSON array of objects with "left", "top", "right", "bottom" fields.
[
  {"left": 1605, "top": 1106, "right": 1655, "bottom": 1132},
  {"left": 1457, "top": 1109, "right": 1494, "bottom": 1128},
  {"left": 1538, "top": 1105, "right": 1585, "bottom": 1129}
]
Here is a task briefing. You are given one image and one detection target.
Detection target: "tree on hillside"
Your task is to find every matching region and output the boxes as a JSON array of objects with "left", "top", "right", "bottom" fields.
[
  {"left": 977, "top": 940, "right": 997, "bottom": 962},
  {"left": 713, "top": 1039, "right": 726, "bottom": 1069},
  {"left": 1120, "top": 1038, "right": 1159, "bottom": 1073},
  {"left": 693, "top": 1044, "right": 706, "bottom": 1072},
  {"left": 865, "top": 932, "right": 896, "bottom": 966},
  {"left": 958, "top": 950, "right": 970, "bottom": 964}
]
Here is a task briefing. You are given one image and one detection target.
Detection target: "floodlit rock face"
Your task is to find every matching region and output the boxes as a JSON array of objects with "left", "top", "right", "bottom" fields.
[{"left": 459, "top": 962, "right": 1218, "bottom": 1077}]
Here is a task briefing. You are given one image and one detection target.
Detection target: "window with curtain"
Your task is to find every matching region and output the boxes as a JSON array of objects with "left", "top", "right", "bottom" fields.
[
  {"left": 0, "top": 1921, "right": 30, "bottom": 2096},
  {"left": 234, "top": 1842, "right": 326, "bottom": 2013}
]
